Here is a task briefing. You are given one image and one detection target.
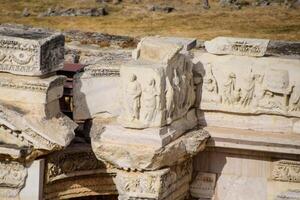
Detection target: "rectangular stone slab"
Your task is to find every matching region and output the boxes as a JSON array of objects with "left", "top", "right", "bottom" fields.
[
  {"left": 205, "top": 37, "right": 269, "bottom": 57},
  {"left": 0, "top": 24, "right": 64, "bottom": 76},
  {"left": 0, "top": 73, "right": 66, "bottom": 117}
]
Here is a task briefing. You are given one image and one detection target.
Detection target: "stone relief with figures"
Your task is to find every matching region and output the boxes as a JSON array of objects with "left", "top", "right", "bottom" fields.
[
  {"left": 196, "top": 53, "right": 300, "bottom": 118},
  {"left": 119, "top": 37, "right": 196, "bottom": 129}
]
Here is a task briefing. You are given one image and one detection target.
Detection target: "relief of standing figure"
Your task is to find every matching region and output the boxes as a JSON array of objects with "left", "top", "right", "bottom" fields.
[
  {"left": 222, "top": 72, "right": 236, "bottom": 105},
  {"left": 143, "top": 79, "right": 160, "bottom": 122},
  {"left": 240, "top": 70, "right": 256, "bottom": 107},
  {"left": 173, "top": 69, "right": 181, "bottom": 115},
  {"left": 126, "top": 74, "right": 142, "bottom": 121},
  {"left": 165, "top": 77, "right": 174, "bottom": 122}
]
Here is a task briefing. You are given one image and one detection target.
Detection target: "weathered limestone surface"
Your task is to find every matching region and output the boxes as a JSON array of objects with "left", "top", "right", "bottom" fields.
[
  {"left": 205, "top": 126, "right": 300, "bottom": 155},
  {"left": 0, "top": 161, "right": 27, "bottom": 200},
  {"left": 114, "top": 160, "right": 192, "bottom": 200},
  {"left": 73, "top": 65, "right": 121, "bottom": 120},
  {"left": 275, "top": 190, "right": 300, "bottom": 200},
  {"left": 190, "top": 172, "right": 217, "bottom": 199},
  {"left": 120, "top": 36, "right": 195, "bottom": 128},
  {"left": 44, "top": 144, "right": 117, "bottom": 200},
  {"left": 91, "top": 117, "right": 209, "bottom": 171},
  {"left": 195, "top": 148, "right": 300, "bottom": 200},
  {"left": 0, "top": 24, "right": 64, "bottom": 76},
  {"left": 90, "top": 36, "right": 209, "bottom": 200},
  {"left": 204, "top": 36, "right": 269, "bottom": 57},
  {"left": 158, "top": 36, "right": 197, "bottom": 51},
  {"left": 0, "top": 104, "right": 77, "bottom": 160},
  {"left": 0, "top": 24, "right": 76, "bottom": 200},
  {"left": 0, "top": 73, "right": 66, "bottom": 118},
  {"left": 193, "top": 51, "right": 300, "bottom": 132}
]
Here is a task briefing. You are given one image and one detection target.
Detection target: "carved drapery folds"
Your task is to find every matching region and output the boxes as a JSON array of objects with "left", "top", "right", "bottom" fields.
[
  {"left": 119, "top": 37, "right": 196, "bottom": 129},
  {"left": 199, "top": 62, "right": 300, "bottom": 117}
]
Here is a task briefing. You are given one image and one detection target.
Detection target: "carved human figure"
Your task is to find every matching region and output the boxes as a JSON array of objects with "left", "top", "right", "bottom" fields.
[
  {"left": 258, "top": 90, "right": 285, "bottom": 111},
  {"left": 179, "top": 74, "right": 188, "bottom": 109},
  {"left": 185, "top": 64, "right": 196, "bottom": 109},
  {"left": 165, "top": 77, "right": 174, "bottom": 122},
  {"left": 203, "top": 64, "right": 220, "bottom": 103},
  {"left": 173, "top": 69, "right": 181, "bottom": 115},
  {"left": 222, "top": 72, "right": 236, "bottom": 105},
  {"left": 240, "top": 70, "right": 256, "bottom": 107},
  {"left": 289, "top": 85, "right": 300, "bottom": 111},
  {"left": 126, "top": 74, "right": 142, "bottom": 121},
  {"left": 143, "top": 79, "right": 160, "bottom": 122}
]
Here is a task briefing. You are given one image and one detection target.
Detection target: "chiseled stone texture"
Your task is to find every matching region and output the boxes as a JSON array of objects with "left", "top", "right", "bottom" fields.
[
  {"left": 0, "top": 104, "right": 77, "bottom": 160},
  {"left": 190, "top": 172, "right": 217, "bottom": 199},
  {"left": 275, "top": 190, "right": 300, "bottom": 200},
  {"left": 91, "top": 116, "right": 209, "bottom": 171},
  {"left": 204, "top": 36, "right": 269, "bottom": 57},
  {"left": 194, "top": 148, "right": 300, "bottom": 200},
  {"left": 44, "top": 144, "right": 118, "bottom": 200},
  {"left": 114, "top": 160, "right": 192, "bottom": 200},
  {"left": 0, "top": 161, "right": 27, "bottom": 200},
  {"left": 0, "top": 24, "right": 64, "bottom": 76},
  {"left": 73, "top": 65, "right": 121, "bottom": 120},
  {"left": 193, "top": 51, "right": 300, "bottom": 133},
  {"left": 0, "top": 73, "right": 66, "bottom": 118},
  {"left": 120, "top": 36, "right": 195, "bottom": 129}
]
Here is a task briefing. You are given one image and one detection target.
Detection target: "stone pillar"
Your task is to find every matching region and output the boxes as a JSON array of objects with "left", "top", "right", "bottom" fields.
[
  {"left": 0, "top": 24, "right": 77, "bottom": 200},
  {"left": 91, "top": 36, "right": 210, "bottom": 200}
]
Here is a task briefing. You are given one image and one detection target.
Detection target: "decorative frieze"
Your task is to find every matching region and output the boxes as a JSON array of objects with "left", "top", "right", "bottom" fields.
[
  {"left": 45, "top": 146, "right": 107, "bottom": 183},
  {"left": 0, "top": 161, "right": 27, "bottom": 199},
  {"left": 272, "top": 160, "right": 300, "bottom": 183},
  {"left": 190, "top": 172, "right": 217, "bottom": 199},
  {"left": 204, "top": 37, "right": 269, "bottom": 57},
  {"left": 114, "top": 160, "right": 192, "bottom": 200},
  {"left": 194, "top": 53, "right": 300, "bottom": 119},
  {"left": 83, "top": 66, "right": 120, "bottom": 77},
  {"left": 0, "top": 24, "right": 64, "bottom": 76}
]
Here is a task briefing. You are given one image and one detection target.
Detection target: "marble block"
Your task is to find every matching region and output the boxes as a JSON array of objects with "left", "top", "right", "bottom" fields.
[
  {"left": 0, "top": 104, "right": 77, "bottom": 157},
  {"left": 91, "top": 114, "right": 209, "bottom": 171},
  {"left": 73, "top": 65, "right": 121, "bottom": 120},
  {"left": 159, "top": 36, "right": 197, "bottom": 51},
  {"left": 204, "top": 37, "right": 269, "bottom": 57},
  {"left": 114, "top": 160, "right": 192, "bottom": 200},
  {"left": 193, "top": 51, "right": 300, "bottom": 131},
  {"left": 0, "top": 160, "right": 27, "bottom": 200},
  {"left": 0, "top": 24, "right": 64, "bottom": 76},
  {"left": 0, "top": 73, "right": 66, "bottom": 118},
  {"left": 120, "top": 37, "right": 196, "bottom": 128}
]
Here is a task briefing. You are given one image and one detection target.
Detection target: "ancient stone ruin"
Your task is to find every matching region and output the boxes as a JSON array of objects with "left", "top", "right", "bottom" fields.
[{"left": 0, "top": 24, "right": 299, "bottom": 200}]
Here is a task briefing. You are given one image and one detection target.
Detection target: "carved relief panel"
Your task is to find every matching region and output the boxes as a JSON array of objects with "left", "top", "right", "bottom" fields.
[
  {"left": 119, "top": 53, "right": 195, "bottom": 129},
  {"left": 197, "top": 53, "right": 300, "bottom": 118},
  {"left": 0, "top": 25, "right": 64, "bottom": 76}
]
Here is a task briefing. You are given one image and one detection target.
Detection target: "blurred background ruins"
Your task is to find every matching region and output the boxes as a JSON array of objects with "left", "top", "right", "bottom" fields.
[{"left": 0, "top": 0, "right": 299, "bottom": 40}]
